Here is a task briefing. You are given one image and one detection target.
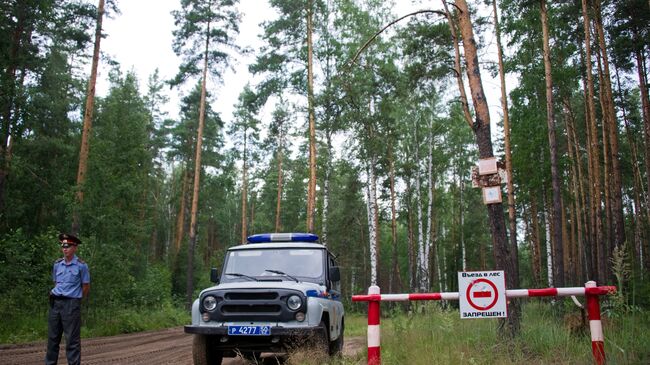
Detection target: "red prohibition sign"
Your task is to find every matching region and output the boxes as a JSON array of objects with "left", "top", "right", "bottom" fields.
[{"left": 466, "top": 278, "right": 498, "bottom": 311}]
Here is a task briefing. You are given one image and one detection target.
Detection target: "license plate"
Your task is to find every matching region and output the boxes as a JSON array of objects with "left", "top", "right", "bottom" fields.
[{"left": 228, "top": 325, "right": 271, "bottom": 336}]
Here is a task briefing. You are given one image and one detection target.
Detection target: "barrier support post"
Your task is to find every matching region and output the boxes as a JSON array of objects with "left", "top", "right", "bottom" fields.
[
  {"left": 585, "top": 281, "right": 606, "bottom": 365},
  {"left": 367, "top": 285, "right": 381, "bottom": 365}
]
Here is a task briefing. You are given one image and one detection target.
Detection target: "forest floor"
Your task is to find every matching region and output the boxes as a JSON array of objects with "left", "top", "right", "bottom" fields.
[{"left": 0, "top": 327, "right": 365, "bottom": 364}]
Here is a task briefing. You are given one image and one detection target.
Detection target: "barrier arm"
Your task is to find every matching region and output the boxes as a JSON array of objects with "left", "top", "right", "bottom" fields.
[{"left": 352, "top": 281, "right": 616, "bottom": 365}]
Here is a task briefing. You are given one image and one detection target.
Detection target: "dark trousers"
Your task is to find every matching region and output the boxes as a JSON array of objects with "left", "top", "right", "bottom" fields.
[{"left": 45, "top": 297, "right": 82, "bottom": 365}]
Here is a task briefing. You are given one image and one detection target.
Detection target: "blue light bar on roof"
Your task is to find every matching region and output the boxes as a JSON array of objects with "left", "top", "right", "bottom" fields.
[{"left": 247, "top": 233, "right": 319, "bottom": 243}]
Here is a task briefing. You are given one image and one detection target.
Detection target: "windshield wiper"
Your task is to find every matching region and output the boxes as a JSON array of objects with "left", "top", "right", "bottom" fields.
[
  {"left": 264, "top": 269, "right": 299, "bottom": 282},
  {"left": 225, "top": 272, "right": 259, "bottom": 281}
]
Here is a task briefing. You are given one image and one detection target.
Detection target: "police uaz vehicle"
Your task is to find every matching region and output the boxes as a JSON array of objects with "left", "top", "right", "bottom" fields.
[{"left": 185, "top": 233, "right": 344, "bottom": 364}]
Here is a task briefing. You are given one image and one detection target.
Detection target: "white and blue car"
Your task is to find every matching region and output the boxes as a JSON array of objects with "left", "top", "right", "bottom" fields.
[{"left": 185, "top": 233, "right": 344, "bottom": 364}]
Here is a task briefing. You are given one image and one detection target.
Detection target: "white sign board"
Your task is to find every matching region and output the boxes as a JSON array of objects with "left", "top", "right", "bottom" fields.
[
  {"left": 458, "top": 271, "right": 507, "bottom": 319},
  {"left": 482, "top": 186, "right": 502, "bottom": 204},
  {"left": 478, "top": 158, "right": 498, "bottom": 175}
]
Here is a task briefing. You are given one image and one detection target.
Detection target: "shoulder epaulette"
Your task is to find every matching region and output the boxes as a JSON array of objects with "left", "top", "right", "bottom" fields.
[
  {"left": 55, "top": 258, "right": 64, "bottom": 263},
  {"left": 77, "top": 258, "right": 85, "bottom": 264}
]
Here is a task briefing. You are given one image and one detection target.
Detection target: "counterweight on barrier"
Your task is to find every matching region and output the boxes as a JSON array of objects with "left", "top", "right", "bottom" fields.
[{"left": 352, "top": 281, "right": 616, "bottom": 365}]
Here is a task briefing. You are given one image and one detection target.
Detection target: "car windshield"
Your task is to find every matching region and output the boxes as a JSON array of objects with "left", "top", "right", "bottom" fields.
[{"left": 222, "top": 248, "right": 324, "bottom": 284}]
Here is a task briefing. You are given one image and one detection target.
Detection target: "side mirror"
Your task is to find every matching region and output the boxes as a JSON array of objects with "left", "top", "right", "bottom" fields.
[
  {"left": 329, "top": 266, "right": 341, "bottom": 282},
  {"left": 210, "top": 268, "right": 220, "bottom": 283}
]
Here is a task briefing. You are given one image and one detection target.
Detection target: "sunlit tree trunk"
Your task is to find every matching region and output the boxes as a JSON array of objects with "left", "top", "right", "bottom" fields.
[
  {"left": 539, "top": 0, "right": 564, "bottom": 287},
  {"left": 596, "top": 49, "right": 613, "bottom": 277},
  {"left": 413, "top": 117, "right": 426, "bottom": 291},
  {"left": 493, "top": 0, "right": 519, "bottom": 284},
  {"left": 594, "top": 0, "right": 624, "bottom": 258},
  {"left": 581, "top": 0, "right": 604, "bottom": 282},
  {"left": 455, "top": 0, "right": 519, "bottom": 336},
  {"left": 425, "top": 120, "right": 434, "bottom": 287},
  {"left": 564, "top": 98, "right": 586, "bottom": 281},
  {"left": 366, "top": 159, "right": 378, "bottom": 286},
  {"left": 388, "top": 146, "right": 402, "bottom": 292},
  {"left": 72, "top": 0, "right": 105, "bottom": 234},
  {"left": 441, "top": 0, "right": 472, "bottom": 129},
  {"left": 187, "top": 22, "right": 210, "bottom": 309},
  {"left": 241, "top": 130, "right": 248, "bottom": 243},
  {"left": 306, "top": 0, "right": 317, "bottom": 233}
]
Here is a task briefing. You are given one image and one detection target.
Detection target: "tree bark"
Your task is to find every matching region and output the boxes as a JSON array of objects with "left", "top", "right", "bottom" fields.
[
  {"left": 175, "top": 168, "right": 190, "bottom": 254},
  {"left": 241, "top": 130, "right": 248, "bottom": 243},
  {"left": 388, "top": 146, "right": 402, "bottom": 292},
  {"left": 187, "top": 21, "right": 210, "bottom": 309},
  {"left": 581, "top": 0, "right": 604, "bottom": 282},
  {"left": 564, "top": 98, "right": 587, "bottom": 282},
  {"left": 539, "top": 0, "right": 564, "bottom": 287},
  {"left": 594, "top": 0, "right": 624, "bottom": 257},
  {"left": 275, "top": 117, "right": 285, "bottom": 233},
  {"left": 455, "top": 0, "right": 519, "bottom": 337},
  {"left": 306, "top": 0, "right": 317, "bottom": 233},
  {"left": 493, "top": 0, "right": 519, "bottom": 286},
  {"left": 72, "top": 0, "right": 105, "bottom": 235},
  {"left": 441, "top": 0, "right": 473, "bottom": 129}
]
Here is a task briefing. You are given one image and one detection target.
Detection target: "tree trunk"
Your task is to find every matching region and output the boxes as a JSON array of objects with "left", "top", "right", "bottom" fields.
[
  {"left": 455, "top": 0, "right": 519, "bottom": 337},
  {"left": 616, "top": 66, "right": 648, "bottom": 273},
  {"left": 539, "top": 0, "right": 564, "bottom": 287},
  {"left": 581, "top": 0, "right": 604, "bottom": 282},
  {"left": 635, "top": 37, "right": 650, "bottom": 233},
  {"left": 493, "top": 0, "right": 519, "bottom": 286},
  {"left": 187, "top": 22, "right": 210, "bottom": 309},
  {"left": 322, "top": 132, "right": 332, "bottom": 246},
  {"left": 413, "top": 118, "right": 426, "bottom": 291},
  {"left": 241, "top": 131, "right": 248, "bottom": 243},
  {"left": 441, "top": 0, "right": 473, "bottom": 129},
  {"left": 175, "top": 167, "right": 190, "bottom": 254},
  {"left": 0, "top": 4, "right": 28, "bottom": 215},
  {"left": 406, "top": 178, "right": 416, "bottom": 291},
  {"left": 596, "top": 50, "right": 613, "bottom": 279},
  {"left": 594, "top": 0, "right": 624, "bottom": 257},
  {"left": 425, "top": 120, "right": 434, "bottom": 287},
  {"left": 388, "top": 146, "right": 402, "bottom": 292},
  {"left": 275, "top": 121, "right": 285, "bottom": 232},
  {"left": 366, "top": 159, "right": 378, "bottom": 286},
  {"left": 306, "top": 0, "right": 317, "bottom": 233},
  {"left": 530, "top": 199, "right": 542, "bottom": 285},
  {"left": 72, "top": 0, "right": 105, "bottom": 235},
  {"left": 564, "top": 98, "right": 587, "bottom": 281}
]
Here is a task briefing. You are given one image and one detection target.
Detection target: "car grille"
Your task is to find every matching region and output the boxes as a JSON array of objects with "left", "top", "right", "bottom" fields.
[{"left": 202, "top": 289, "right": 304, "bottom": 322}]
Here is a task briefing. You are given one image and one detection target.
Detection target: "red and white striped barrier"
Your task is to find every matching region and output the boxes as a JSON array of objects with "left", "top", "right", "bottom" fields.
[{"left": 352, "top": 281, "right": 615, "bottom": 365}]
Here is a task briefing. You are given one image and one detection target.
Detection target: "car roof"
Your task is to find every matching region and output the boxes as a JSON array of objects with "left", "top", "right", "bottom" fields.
[{"left": 228, "top": 242, "right": 327, "bottom": 251}]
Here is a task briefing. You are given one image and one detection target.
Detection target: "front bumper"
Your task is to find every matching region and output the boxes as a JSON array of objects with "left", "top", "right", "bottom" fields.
[{"left": 184, "top": 325, "right": 324, "bottom": 352}]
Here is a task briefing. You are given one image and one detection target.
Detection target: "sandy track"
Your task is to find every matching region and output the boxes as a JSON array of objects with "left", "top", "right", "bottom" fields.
[{"left": 0, "top": 327, "right": 363, "bottom": 364}]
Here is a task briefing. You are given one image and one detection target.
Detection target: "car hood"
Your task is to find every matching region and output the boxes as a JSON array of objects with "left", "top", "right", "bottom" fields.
[{"left": 201, "top": 281, "right": 327, "bottom": 295}]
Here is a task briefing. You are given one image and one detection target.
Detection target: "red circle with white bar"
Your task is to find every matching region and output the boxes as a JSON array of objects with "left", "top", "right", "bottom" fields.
[{"left": 466, "top": 278, "right": 498, "bottom": 311}]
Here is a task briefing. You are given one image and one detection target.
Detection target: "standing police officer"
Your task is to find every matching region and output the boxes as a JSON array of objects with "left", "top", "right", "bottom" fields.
[{"left": 45, "top": 233, "right": 90, "bottom": 365}]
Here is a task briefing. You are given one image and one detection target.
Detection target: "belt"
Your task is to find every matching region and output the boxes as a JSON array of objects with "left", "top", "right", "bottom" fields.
[{"left": 51, "top": 295, "right": 78, "bottom": 300}]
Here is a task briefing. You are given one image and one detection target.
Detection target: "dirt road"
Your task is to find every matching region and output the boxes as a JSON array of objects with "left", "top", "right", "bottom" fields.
[{"left": 0, "top": 328, "right": 364, "bottom": 364}]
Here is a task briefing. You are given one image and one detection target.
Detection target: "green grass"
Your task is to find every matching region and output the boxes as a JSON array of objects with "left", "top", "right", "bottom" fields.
[
  {"left": 0, "top": 303, "right": 189, "bottom": 344},
  {"left": 339, "top": 302, "right": 650, "bottom": 365}
]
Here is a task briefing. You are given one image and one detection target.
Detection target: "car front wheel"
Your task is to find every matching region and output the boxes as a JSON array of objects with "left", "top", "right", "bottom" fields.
[{"left": 193, "top": 334, "right": 223, "bottom": 365}]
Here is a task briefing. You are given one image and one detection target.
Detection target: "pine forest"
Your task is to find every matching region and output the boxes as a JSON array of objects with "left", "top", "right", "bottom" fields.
[{"left": 1, "top": 0, "right": 650, "bottom": 349}]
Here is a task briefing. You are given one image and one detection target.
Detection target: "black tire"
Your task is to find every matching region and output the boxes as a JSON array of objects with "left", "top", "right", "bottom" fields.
[
  {"left": 329, "top": 319, "right": 344, "bottom": 356},
  {"left": 315, "top": 321, "right": 330, "bottom": 356},
  {"left": 192, "top": 334, "right": 223, "bottom": 365}
]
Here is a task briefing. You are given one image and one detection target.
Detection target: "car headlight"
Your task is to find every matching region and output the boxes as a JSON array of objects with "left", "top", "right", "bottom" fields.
[
  {"left": 202, "top": 295, "right": 218, "bottom": 311},
  {"left": 287, "top": 295, "right": 302, "bottom": 311}
]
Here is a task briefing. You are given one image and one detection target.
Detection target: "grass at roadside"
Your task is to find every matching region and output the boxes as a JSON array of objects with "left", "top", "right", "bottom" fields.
[
  {"left": 0, "top": 303, "right": 189, "bottom": 344},
  {"left": 335, "top": 302, "right": 650, "bottom": 365}
]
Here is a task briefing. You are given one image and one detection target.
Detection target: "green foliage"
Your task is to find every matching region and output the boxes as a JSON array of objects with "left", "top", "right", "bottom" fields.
[{"left": 0, "top": 228, "right": 59, "bottom": 317}]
